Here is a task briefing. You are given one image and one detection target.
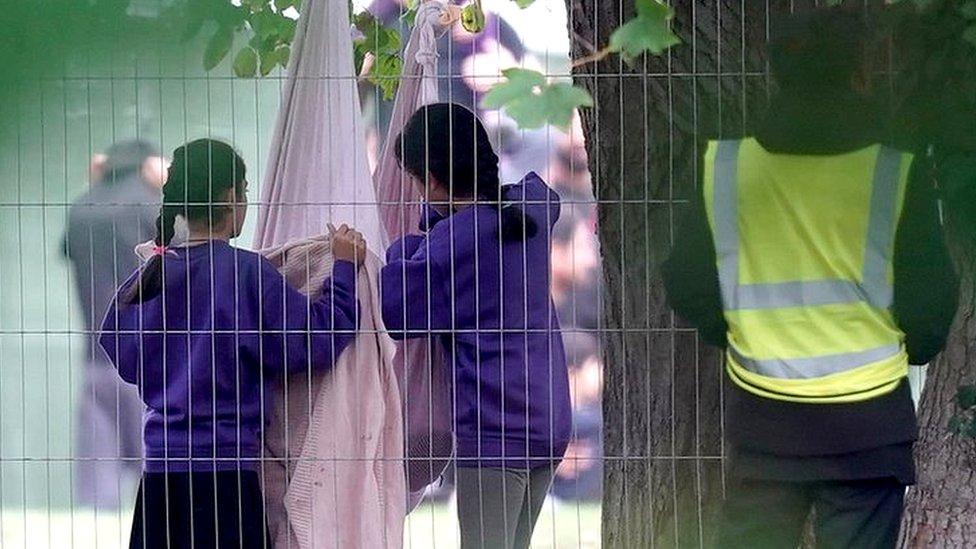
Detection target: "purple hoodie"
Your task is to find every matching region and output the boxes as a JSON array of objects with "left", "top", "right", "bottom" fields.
[
  {"left": 100, "top": 242, "right": 359, "bottom": 472},
  {"left": 381, "top": 173, "right": 572, "bottom": 469}
]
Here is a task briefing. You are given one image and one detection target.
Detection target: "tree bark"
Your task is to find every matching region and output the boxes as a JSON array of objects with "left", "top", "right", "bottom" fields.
[
  {"left": 564, "top": 1, "right": 767, "bottom": 546},
  {"left": 899, "top": 224, "right": 976, "bottom": 548}
]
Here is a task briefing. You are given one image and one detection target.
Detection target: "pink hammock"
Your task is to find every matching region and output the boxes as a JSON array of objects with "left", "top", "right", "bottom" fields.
[{"left": 254, "top": 1, "right": 455, "bottom": 547}]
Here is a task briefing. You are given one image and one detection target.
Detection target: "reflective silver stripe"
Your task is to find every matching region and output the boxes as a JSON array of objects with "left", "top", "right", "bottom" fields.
[
  {"left": 712, "top": 140, "right": 741, "bottom": 309},
  {"left": 712, "top": 143, "right": 903, "bottom": 311},
  {"left": 729, "top": 344, "right": 901, "bottom": 380},
  {"left": 861, "top": 146, "right": 902, "bottom": 309},
  {"left": 734, "top": 279, "right": 867, "bottom": 309}
]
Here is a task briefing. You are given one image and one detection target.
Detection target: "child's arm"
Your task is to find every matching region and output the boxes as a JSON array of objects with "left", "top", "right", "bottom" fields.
[
  {"left": 380, "top": 236, "right": 449, "bottom": 340},
  {"left": 258, "top": 258, "right": 360, "bottom": 375}
]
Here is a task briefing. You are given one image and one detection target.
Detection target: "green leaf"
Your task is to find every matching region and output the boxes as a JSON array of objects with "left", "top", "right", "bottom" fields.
[
  {"left": 242, "top": 0, "right": 262, "bottom": 11},
  {"left": 182, "top": 4, "right": 207, "bottom": 42},
  {"left": 259, "top": 46, "right": 280, "bottom": 76},
  {"left": 233, "top": 46, "right": 258, "bottom": 77},
  {"left": 461, "top": 2, "right": 486, "bottom": 33},
  {"left": 609, "top": 0, "right": 681, "bottom": 60},
  {"left": 352, "top": 12, "right": 404, "bottom": 96},
  {"left": 279, "top": 17, "right": 297, "bottom": 42},
  {"left": 274, "top": 0, "right": 296, "bottom": 10},
  {"left": 962, "top": 1, "right": 976, "bottom": 19},
  {"left": 276, "top": 45, "right": 291, "bottom": 69},
  {"left": 250, "top": 10, "right": 280, "bottom": 41},
  {"left": 481, "top": 68, "right": 546, "bottom": 108},
  {"left": 964, "top": 24, "right": 976, "bottom": 47},
  {"left": 513, "top": 0, "right": 536, "bottom": 8},
  {"left": 481, "top": 68, "right": 593, "bottom": 130},
  {"left": 204, "top": 26, "right": 234, "bottom": 71},
  {"left": 400, "top": 5, "right": 419, "bottom": 26},
  {"left": 354, "top": 12, "right": 401, "bottom": 55},
  {"left": 369, "top": 53, "right": 403, "bottom": 100},
  {"left": 957, "top": 384, "right": 976, "bottom": 409}
]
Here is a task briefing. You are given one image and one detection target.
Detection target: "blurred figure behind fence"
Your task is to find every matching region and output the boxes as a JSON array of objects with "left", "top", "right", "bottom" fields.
[{"left": 64, "top": 139, "right": 162, "bottom": 509}]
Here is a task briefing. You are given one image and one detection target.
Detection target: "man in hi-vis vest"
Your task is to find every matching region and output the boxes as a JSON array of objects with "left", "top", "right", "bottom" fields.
[{"left": 663, "top": 9, "right": 958, "bottom": 548}]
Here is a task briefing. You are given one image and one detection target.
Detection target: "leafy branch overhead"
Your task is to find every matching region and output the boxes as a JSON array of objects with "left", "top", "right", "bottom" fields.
[
  {"left": 481, "top": 69, "right": 593, "bottom": 129},
  {"left": 200, "top": 0, "right": 680, "bottom": 129},
  {"left": 186, "top": 0, "right": 298, "bottom": 75},
  {"left": 188, "top": 0, "right": 404, "bottom": 87},
  {"left": 609, "top": 0, "right": 680, "bottom": 60},
  {"left": 482, "top": 0, "right": 680, "bottom": 128},
  {"left": 352, "top": 11, "right": 405, "bottom": 100}
]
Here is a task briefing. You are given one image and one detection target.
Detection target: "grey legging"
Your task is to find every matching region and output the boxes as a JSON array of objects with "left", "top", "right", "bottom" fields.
[{"left": 455, "top": 466, "right": 556, "bottom": 549}]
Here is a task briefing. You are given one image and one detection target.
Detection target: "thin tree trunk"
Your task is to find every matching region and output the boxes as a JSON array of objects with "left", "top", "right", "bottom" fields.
[
  {"left": 899, "top": 225, "right": 976, "bottom": 548},
  {"left": 564, "top": 1, "right": 767, "bottom": 545}
]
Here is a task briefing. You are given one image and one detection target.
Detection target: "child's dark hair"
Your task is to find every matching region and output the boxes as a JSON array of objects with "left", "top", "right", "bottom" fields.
[
  {"left": 123, "top": 139, "right": 247, "bottom": 305},
  {"left": 394, "top": 103, "right": 537, "bottom": 241}
]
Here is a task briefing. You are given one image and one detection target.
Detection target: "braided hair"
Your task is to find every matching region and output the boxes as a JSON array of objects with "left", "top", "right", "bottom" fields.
[
  {"left": 123, "top": 139, "right": 247, "bottom": 305},
  {"left": 394, "top": 103, "right": 537, "bottom": 241}
]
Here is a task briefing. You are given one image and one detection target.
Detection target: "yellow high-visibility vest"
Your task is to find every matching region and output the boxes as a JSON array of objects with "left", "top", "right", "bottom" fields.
[{"left": 703, "top": 138, "right": 913, "bottom": 403}]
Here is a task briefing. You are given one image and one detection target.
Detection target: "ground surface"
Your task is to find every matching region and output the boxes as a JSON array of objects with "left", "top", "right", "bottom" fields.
[{"left": 0, "top": 501, "right": 601, "bottom": 548}]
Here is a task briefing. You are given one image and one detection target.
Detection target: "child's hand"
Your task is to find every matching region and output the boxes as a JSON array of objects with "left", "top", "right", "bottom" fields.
[{"left": 329, "top": 223, "right": 367, "bottom": 266}]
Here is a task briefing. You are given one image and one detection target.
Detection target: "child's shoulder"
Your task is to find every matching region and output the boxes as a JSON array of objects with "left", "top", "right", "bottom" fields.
[{"left": 215, "top": 243, "right": 279, "bottom": 275}]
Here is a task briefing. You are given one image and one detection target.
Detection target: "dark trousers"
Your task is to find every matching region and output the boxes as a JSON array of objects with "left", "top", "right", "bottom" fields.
[
  {"left": 455, "top": 465, "right": 557, "bottom": 549},
  {"left": 129, "top": 470, "right": 271, "bottom": 549},
  {"left": 716, "top": 477, "right": 905, "bottom": 549}
]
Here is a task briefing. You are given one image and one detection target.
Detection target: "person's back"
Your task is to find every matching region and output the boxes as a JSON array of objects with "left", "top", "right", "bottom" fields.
[
  {"left": 66, "top": 164, "right": 158, "bottom": 355},
  {"left": 418, "top": 173, "right": 570, "bottom": 463},
  {"left": 707, "top": 138, "right": 912, "bottom": 401},
  {"left": 102, "top": 241, "right": 358, "bottom": 471},
  {"left": 381, "top": 103, "right": 570, "bottom": 549},
  {"left": 64, "top": 142, "right": 159, "bottom": 510},
  {"left": 663, "top": 8, "right": 958, "bottom": 549},
  {"left": 98, "top": 139, "right": 366, "bottom": 549}
]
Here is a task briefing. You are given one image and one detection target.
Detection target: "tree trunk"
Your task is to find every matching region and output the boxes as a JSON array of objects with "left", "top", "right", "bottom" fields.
[
  {"left": 899, "top": 225, "right": 976, "bottom": 548},
  {"left": 564, "top": 1, "right": 767, "bottom": 546}
]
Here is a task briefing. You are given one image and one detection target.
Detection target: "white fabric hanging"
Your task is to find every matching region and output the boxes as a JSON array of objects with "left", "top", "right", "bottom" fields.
[
  {"left": 374, "top": 0, "right": 454, "bottom": 241},
  {"left": 252, "top": 0, "right": 382, "bottom": 250},
  {"left": 373, "top": 1, "right": 457, "bottom": 511},
  {"left": 260, "top": 238, "right": 402, "bottom": 549},
  {"left": 254, "top": 0, "right": 455, "bottom": 547}
]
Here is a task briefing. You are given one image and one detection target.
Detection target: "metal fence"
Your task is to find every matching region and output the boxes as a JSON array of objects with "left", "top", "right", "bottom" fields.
[{"left": 0, "top": 1, "right": 929, "bottom": 548}]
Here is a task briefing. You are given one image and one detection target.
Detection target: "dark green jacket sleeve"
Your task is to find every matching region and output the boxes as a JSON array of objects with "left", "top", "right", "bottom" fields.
[
  {"left": 661, "top": 189, "right": 729, "bottom": 348},
  {"left": 892, "top": 157, "right": 959, "bottom": 365}
]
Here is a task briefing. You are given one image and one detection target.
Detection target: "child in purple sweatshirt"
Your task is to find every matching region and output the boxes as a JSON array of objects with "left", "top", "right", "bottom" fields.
[
  {"left": 382, "top": 103, "right": 572, "bottom": 549},
  {"left": 99, "top": 139, "right": 366, "bottom": 549}
]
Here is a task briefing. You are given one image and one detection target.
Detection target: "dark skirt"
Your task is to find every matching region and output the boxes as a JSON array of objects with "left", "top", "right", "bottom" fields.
[{"left": 129, "top": 470, "right": 271, "bottom": 549}]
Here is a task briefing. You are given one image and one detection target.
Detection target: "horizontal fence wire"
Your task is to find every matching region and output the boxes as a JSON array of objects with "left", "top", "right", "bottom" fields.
[{"left": 3, "top": 2, "right": 926, "bottom": 549}]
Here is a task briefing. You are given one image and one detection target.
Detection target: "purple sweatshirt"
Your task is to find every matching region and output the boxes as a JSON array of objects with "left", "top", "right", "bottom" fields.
[
  {"left": 99, "top": 241, "right": 358, "bottom": 472},
  {"left": 381, "top": 173, "right": 572, "bottom": 469}
]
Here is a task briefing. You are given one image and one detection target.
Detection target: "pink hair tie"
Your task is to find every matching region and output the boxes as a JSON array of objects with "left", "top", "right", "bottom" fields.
[{"left": 152, "top": 245, "right": 170, "bottom": 256}]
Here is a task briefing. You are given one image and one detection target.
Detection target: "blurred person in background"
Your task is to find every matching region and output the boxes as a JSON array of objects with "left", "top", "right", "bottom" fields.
[
  {"left": 363, "top": 0, "right": 529, "bottom": 159},
  {"left": 63, "top": 139, "right": 164, "bottom": 509},
  {"left": 551, "top": 331, "right": 603, "bottom": 502},
  {"left": 548, "top": 114, "right": 591, "bottom": 197},
  {"left": 487, "top": 116, "right": 552, "bottom": 186},
  {"left": 88, "top": 153, "right": 107, "bottom": 185},
  {"left": 551, "top": 208, "right": 601, "bottom": 331}
]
